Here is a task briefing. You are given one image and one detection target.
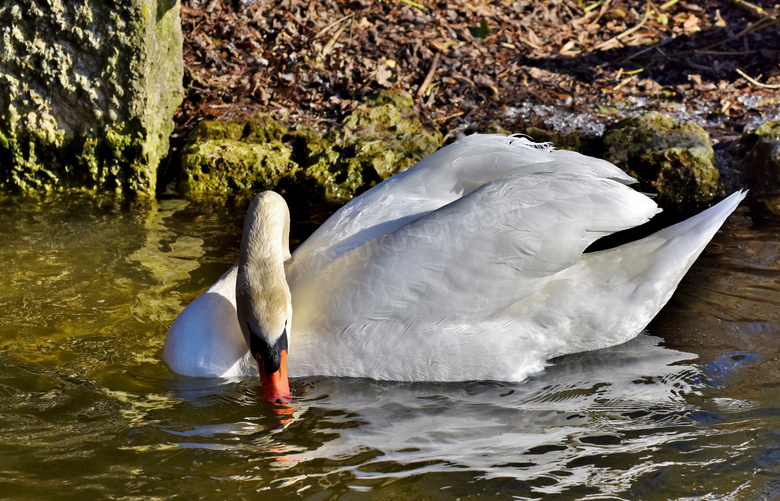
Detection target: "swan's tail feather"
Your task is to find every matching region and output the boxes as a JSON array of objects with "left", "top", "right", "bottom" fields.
[
  {"left": 651, "top": 189, "right": 747, "bottom": 244},
  {"left": 535, "top": 191, "right": 746, "bottom": 358},
  {"left": 612, "top": 190, "right": 747, "bottom": 274}
]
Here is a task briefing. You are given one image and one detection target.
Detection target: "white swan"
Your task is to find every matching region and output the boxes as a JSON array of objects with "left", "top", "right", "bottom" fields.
[{"left": 163, "top": 134, "right": 745, "bottom": 402}]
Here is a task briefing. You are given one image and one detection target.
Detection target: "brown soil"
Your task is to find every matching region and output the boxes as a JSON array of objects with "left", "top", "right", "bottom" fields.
[{"left": 177, "top": 0, "right": 779, "bottom": 145}]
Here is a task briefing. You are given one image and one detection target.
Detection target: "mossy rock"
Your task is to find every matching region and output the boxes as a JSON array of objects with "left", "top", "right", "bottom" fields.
[
  {"left": 602, "top": 112, "right": 720, "bottom": 210},
  {"left": 296, "top": 91, "right": 443, "bottom": 201},
  {"left": 360, "top": 89, "right": 417, "bottom": 115},
  {"left": 286, "top": 126, "right": 362, "bottom": 203},
  {"left": 478, "top": 123, "right": 512, "bottom": 136},
  {"left": 179, "top": 118, "right": 297, "bottom": 194},
  {"left": 185, "top": 118, "right": 288, "bottom": 144},
  {"left": 0, "top": 122, "right": 150, "bottom": 194},
  {"left": 335, "top": 90, "right": 443, "bottom": 183},
  {"left": 524, "top": 127, "right": 581, "bottom": 152},
  {"left": 736, "top": 121, "right": 780, "bottom": 216},
  {"left": 179, "top": 91, "right": 443, "bottom": 203}
]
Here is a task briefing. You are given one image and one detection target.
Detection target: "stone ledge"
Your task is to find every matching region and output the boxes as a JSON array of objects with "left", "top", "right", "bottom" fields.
[{"left": 0, "top": 0, "right": 183, "bottom": 194}]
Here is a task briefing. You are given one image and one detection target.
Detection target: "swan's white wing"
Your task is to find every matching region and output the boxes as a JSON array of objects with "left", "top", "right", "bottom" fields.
[
  {"left": 292, "top": 135, "right": 638, "bottom": 268},
  {"left": 288, "top": 171, "right": 658, "bottom": 378},
  {"left": 500, "top": 190, "right": 748, "bottom": 358},
  {"left": 163, "top": 266, "right": 258, "bottom": 378}
]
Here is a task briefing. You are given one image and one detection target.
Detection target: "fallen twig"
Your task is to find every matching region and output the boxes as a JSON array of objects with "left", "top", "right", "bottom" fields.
[
  {"left": 730, "top": 0, "right": 768, "bottom": 20},
  {"left": 592, "top": 4, "right": 651, "bottom": 51},
  {"left": 588, "top": 0, "right": 613, "bottom": 28},
  {"left": 433, "top": 110, "right": 464, "bottom": 122},
  {"left": 312, "top": 13, "right": 354, "bottom": 41},
  {"left": 319, "top": 21, "right": 349, "bottom": 60},
  {"left": 698, "top": 15, "right": 779, "bottom": 53},
  {"left": 619, "top": 36, "right": 673, "bottom": 63},
  {"left": 398, "top": 0, "right": 426, "bottom": 10},
  {"left": 614, "top": 74, "right": 637, "bottom": 90},
  {"left": 417, "top": 52, "right": 441, "bottom": 98},
  {"left": 736, "top": 68, "right": 780, "bottom": 89}
]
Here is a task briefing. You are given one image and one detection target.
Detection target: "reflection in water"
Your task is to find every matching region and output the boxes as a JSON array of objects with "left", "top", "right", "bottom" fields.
[
  {"left": 0, "top": 196, "right": 778, "bottom": 499},
  {"left": 128, "top": 198, "right": 204, "bottom": 324},
  {"left": 137, "top": 332, "right": 769, "bottom": 498},
  {"left": 276, "top": 335, "right": 702, "bottom": 488},
  {"left": 142, "top": 332, "right": 774, "bottom": 498}
]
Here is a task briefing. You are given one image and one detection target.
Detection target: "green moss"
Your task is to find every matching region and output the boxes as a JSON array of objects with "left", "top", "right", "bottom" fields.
[
  {"left": 323, "top": 90, "right": 442, "bottom": 200},
  {"left": 1, "top": 124, "right": 63, "bottom": 192},
  {"left": 294, "top": 90, "right": 443, "bottom": 202},
  {"left": 282, "top": 126, "right": 351, "bottom": 202},
  {"left": 179, "top": 119, "right": 297, "bottom": 194},
  {"left": 361, "top": 89, "right": 416, "bottom": 115},
  {"left": 186, "top": 118, "right": 288, "bottom": 144},
  {"left": 652, "top": 147, "right": 720, "bottom": 206},
  {"left": 78, "top": 137, "right": 101, "bottom": 180},
  {"left": 603, "top": 112, "right": 719, "bottom": 210}
]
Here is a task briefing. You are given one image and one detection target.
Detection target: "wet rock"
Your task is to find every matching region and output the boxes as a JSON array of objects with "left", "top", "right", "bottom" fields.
[
  {"left": 736, "top": 122, "right": 780, "bottom": 217},
  {"left": 602, "top": 112, "right": 720, "bottom": 211},
  {"left": 0, "top": 1, "right": 183, "bottom": 194}
]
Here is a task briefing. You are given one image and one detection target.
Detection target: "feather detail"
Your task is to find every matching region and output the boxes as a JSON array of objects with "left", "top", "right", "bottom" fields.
[{"left": 164, "top": 134, "right": 745, "bottom": 383}]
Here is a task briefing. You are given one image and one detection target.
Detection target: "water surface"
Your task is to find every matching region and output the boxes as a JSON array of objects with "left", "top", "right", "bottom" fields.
[{"left": 0, "top": 194, "right": 778, "bottom": 499}]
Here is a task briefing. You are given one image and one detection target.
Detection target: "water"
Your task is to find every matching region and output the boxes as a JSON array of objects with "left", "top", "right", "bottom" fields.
[{"left": 0, "top": 193, "right": 779, "bottom": 499}]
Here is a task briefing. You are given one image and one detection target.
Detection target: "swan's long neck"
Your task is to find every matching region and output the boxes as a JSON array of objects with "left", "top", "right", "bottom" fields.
[
  {"left": 239, "top": 194, "right": 291, "bottom": 274},
  {"left": 236, "top": 192, "right": 291, "bottom": 344},
  {"left": 235, "top": 192, "right": 292, "bottom": 403}
]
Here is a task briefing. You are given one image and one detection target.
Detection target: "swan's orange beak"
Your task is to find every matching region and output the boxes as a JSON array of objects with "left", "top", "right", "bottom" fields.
[{"left": 257, "top": 350, "right": 291, "bottom": 404}]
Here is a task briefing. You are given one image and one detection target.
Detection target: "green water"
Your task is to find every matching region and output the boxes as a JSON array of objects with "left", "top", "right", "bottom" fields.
[{"left": 0, "top": 194, "right": 778, "bottom": 500}]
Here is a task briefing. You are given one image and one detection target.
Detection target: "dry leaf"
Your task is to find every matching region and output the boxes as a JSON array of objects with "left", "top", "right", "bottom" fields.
[{"left": 683, "top": 14, "right": 700, "bottom": 32}]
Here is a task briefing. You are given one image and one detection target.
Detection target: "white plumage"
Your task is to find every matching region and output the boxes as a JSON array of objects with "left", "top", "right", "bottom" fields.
[{"left": 164, "top": 134, "right": 745, "bottom": 382}]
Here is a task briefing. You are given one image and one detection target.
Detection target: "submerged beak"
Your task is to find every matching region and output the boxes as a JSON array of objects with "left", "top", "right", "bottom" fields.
[
  {"left": 256, "top": 349, "right": 291, "bottom": 404},
  {"left": 250, "top": 329, "right": 292, "bottom": 404}
]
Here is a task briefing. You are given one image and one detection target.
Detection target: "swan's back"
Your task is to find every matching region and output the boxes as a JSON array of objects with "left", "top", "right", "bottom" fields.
[
  {"left": 284, "top": 134, "right": 745, "bottom": 381},
  {"left": 292, "top": 135, "right": 638, "bottom": 268},
  {"left": 165, "top": 133, "right": 745, "bottom": 382}
]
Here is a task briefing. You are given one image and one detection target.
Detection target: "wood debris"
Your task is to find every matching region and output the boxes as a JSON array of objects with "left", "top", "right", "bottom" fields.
[{"left": 178, "top": 0, "right": 780, "bottom": 143}]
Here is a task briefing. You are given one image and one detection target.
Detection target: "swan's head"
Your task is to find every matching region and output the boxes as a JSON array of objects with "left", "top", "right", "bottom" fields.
[
  {"left": 240, "top": 285, "right": 292, "bottom": 404},
  {"left": 236, "top": 192, "right": 293, "bottom": 404}
]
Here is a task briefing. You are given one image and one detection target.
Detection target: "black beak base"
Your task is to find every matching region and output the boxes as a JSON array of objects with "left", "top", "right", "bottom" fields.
[{"left": 248, "top": 326, "right": 289, "bottom": 375}]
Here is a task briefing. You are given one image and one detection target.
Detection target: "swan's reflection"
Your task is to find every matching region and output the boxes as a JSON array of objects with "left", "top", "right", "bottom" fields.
[
  {"left": 157, "top": 333, "right": 712, "bottom": 491},
  {"left": 288, "top": 334, "right": 700, "bottom": 476}
]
